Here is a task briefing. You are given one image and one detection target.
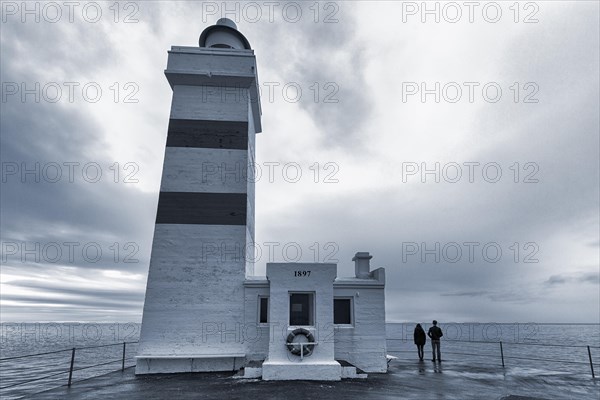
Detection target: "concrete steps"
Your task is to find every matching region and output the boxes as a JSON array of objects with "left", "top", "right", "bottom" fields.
[
  {"left": 238, "top": 360, "right": 367, "bottom": 380},
  {"left": 338, "top": 360, "right": 368, "bottom": 379}
]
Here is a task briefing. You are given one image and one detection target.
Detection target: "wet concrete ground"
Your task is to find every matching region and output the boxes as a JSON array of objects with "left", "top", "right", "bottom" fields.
[{"left": 30, "top": 359, "right": 598, "bottom": 400}]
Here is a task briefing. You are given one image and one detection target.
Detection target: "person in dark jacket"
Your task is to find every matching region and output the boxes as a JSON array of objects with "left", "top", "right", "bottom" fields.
[
  {"left": 427, "top": 320, "right": 443, "bottom": 362},
  {"left": 413, "top": 324, "right": 426, "bottom": 360}
]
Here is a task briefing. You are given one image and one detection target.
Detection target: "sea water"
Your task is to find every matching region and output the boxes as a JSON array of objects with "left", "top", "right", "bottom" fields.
[
  {"left": 387, "top": 322, "right": 600, "bottom": 372},
  {"left": 1, "top": 323, "right": 599, "bottom": 399}
]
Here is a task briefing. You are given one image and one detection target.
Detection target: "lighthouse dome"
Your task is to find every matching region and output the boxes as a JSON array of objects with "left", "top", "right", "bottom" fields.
[{"left": 199, "top": 18, "right": 252, "bottom": 50}]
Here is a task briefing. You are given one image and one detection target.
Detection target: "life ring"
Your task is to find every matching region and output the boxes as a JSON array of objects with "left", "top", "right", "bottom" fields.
[{"left": 286, "top": 328, "right": 315, "bottom": 356}]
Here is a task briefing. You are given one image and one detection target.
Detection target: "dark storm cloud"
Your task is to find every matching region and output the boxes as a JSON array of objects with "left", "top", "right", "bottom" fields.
[
  {"left": 545, "top": 272, "right": 600, "bottom": 286},
  {"left": 462, "top": 4, "right": 600, "bottom": 234},
  {"left": 580, "top": 273, "right": 600, "bottom": 284},
  {"left": 3, "top": 280, "right": 145, "bottom": 303},
  {"left": 246, "top": 1, "right": 373, "bottom": 149},
  {"left": 0, "top": 91, "right": 156, "bottom": 272},
  {"left": 1, "top": 2, "right": 598, "bottom": 323},
  {"left": 441, "top": 291, "right": 489, "bottom": 297},
  {"left": 545, "top": 275, "right": 568, "bottom": 285},
  {"left": 0, "top": 12, "right": 158, "bottom": 319},
  {"left": 441, "top": 289, "right": 536, "bottom": 304},
  {"left": 257, "top": 5, "right": 599, "bottom": 322},
  {"left": 0, "top": 282, "right": 144, "bottom": 313},
  {"left": 0, "top": 24, "right": 108, "bottom": 161},
  {"left": 1, "top": 294, "right": 142, "bottom": 309},
  {"left": 0, "top": 15, "right": 115, "bottom": 76}
]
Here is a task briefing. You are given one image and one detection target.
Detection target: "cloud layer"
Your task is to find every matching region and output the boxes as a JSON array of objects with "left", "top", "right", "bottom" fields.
[{"left": 1, "top": 1, "right": 598, "bottom": 323}]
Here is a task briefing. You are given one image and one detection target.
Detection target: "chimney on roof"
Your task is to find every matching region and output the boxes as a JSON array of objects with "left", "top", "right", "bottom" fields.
[{"left": 353, "top": 252, "right": 372, "bottom": 279}]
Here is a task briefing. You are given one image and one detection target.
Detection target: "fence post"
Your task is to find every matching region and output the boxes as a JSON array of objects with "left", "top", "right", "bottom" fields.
[
  {"left": 122, "top": 342, "right": 126, "bottom": 371},
  {"left": 500, "top": 342, "right": 505, "bottom": 368},
  {"left": 68, "top": 348, "right": 76, "bottom": 386},
  {"left": 588, "top": 346, "right": 595, "bottom": 378}
]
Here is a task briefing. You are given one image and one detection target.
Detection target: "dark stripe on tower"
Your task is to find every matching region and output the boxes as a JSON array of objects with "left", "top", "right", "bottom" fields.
[
  {"left": 166, "top": 119, "right": 248, "bottom": 150},
  {"left": 156, "top": 192, "right": 247, "bottom": 225}
]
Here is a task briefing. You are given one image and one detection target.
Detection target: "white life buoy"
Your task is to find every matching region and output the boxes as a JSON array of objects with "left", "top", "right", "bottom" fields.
[{"left": 286, "top": 328, "right": 315, "bottom": 356}]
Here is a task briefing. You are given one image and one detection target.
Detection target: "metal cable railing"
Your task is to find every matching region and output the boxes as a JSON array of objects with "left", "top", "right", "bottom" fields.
[
  {"left": 0, "top": 348, "right": 72, "bottom": 361},
  {"left": 0, "top": 341, "right": 139, "bottom": 391},
  {"left": 387, "top": 339, "right": 599, "bottom": 377},
  {"left": 0, "top": 370, "right": 70, "bottom": 390},
  {"left": 1, "top": 338, "right": 598, "bottom": 397},
  {"left": 388, "top": 338, "right": 600, "bottom": 348}
]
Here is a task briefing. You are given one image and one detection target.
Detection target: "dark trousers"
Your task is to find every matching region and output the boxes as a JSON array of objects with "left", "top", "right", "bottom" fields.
[
  {"left": 431, "top": 340, "right": 441, "bottom": 360},
  {"left": 416, "top": 344, "right": 424, "bottom": 360}
]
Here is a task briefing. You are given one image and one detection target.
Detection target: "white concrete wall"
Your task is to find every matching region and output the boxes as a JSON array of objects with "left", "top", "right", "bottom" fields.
[
  {"left": 245, "top": 102, "right": 256, "bottom": 276},
  {"left": 138, "top": 225, "right": 248, "bottom": 358},
  {"left": 136, "top": 357, "right": 245, "bottom": 374},
  {"left": 241, "top": 268, "right": 388, "bottom": 374},
  {"left": 166, "top": 47, "right": 257, "bottom": 81},
  {"left": 164, "top": 47, "right": 261, "bottom": 132},
  {"left": 160, "top": 147, "right": 248, "bottom": 193},
  {"left": 245, "top": 270, "right": 387, "bottom": 373},
  {"left": 243, "top": 279, "right": 270, "bottom": 360},
  {"left": 170, "top": 85, "right": 249, "bottom": 122},
  {"left": 262, "top": 263, "right": 341, "bottom": 380},
  {"left": 332, "top": 282, "right": 388, "bottom": 373}
]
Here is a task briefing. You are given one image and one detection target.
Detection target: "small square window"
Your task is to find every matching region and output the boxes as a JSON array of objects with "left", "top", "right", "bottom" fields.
[
  {"left": 259, "top": 297, "right": 269, "bottom": 324},
  {"left": 289, "top": 293, "right": 314, "bottom": 326},
  {"left": 334, "top": 298, "right": 352, "bottom": 325}
]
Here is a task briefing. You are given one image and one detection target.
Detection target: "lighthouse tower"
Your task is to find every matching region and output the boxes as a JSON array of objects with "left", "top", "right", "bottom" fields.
[{"left": 136, "top": 19, "right": 261, "bottom": 374}]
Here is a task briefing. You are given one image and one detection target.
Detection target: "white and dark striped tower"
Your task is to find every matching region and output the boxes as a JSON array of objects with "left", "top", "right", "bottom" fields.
[{"left": 136, "top": 19, "right": 261, "bottom": 374}]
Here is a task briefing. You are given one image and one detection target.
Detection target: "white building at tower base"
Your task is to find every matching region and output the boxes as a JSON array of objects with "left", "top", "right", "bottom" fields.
[{"left": 137, "top": 253, "right": 388, "bottom": 380}]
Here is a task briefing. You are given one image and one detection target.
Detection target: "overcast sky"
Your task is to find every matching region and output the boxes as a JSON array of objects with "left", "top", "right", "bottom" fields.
[{"left": 1, "top": 1, "right": 598, "bottom": 323}]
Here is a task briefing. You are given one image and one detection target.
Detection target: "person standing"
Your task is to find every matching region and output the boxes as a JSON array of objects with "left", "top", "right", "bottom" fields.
[
  {"left": 427, "top": 320, "right": 443, "bottom": 362},
  {"left": 413, "top": 324, "right": 426, "bottom": 361}
]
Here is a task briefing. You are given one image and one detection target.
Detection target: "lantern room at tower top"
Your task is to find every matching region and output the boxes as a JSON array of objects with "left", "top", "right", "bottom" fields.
[{"left": 135, "top": 18, "right": 388, "bottom": 381}]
